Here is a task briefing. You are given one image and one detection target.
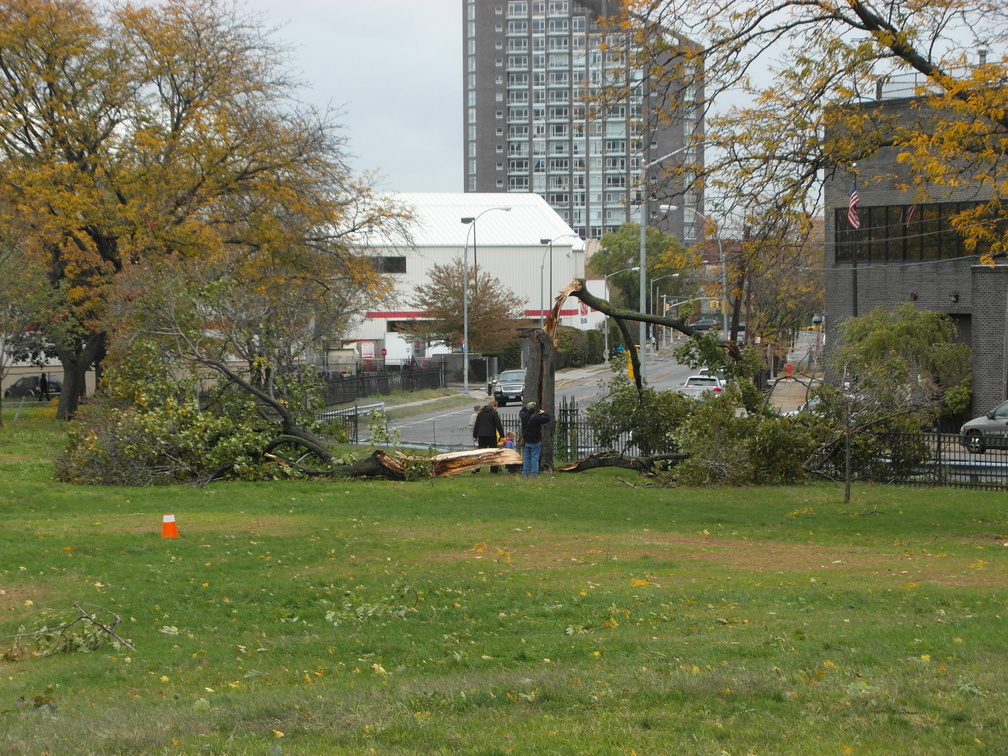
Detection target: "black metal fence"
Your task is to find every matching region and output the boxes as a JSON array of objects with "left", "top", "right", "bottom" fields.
[
  {"left": 322, "top": 367, "right": 445, "bottom": 406},
  {"left": 810, "top": 431, "right": 1008, "bottom": 491},
  {"left": 499, "top": 397, "right": 637, "bottom": 464}
]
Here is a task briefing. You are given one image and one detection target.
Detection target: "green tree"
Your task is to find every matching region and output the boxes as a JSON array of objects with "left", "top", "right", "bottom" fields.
[
  {"left": 0, "top": 225, "right": 51, "bottom": 424},
  {"left": 585, "top": 359, "right": 697, "bottom": 456},
  {"left": 830, "top": 303, "right": 971, "bottom": 422},
  {"left": 409, "top": 258, "right": 526, "bottom": 354},
  {"left": 588, "top": 222, "right": 698, "bottom": 313}
]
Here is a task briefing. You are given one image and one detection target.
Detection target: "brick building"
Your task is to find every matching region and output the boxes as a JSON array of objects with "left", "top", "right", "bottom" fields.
[{"left": 824, "top": 84, "right": 1008, "bottom": 415}]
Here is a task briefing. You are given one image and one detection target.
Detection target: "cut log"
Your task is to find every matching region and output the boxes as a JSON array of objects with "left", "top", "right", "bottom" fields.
[{"left": 431, "top": 447, "right": 522, "bottom": 476}]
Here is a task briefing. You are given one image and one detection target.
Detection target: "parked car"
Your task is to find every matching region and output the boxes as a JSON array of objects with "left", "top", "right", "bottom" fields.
[
  {"left": 492, "top": 369, "right": 526, "bottom": 407},
  {"left": 785, "top": 396, "right": 822, "bottom": 417},
  {"left": 959, "top": 400, "right": 1008, "bottom": 454},
  {"left": 690, "top": 316, "right": 721, "bottom": 332},
  {"left": 678, "top": 374, "right": 725, "bottom": 400},
  {"left": 4, "top": 374, "right": 63, "bottom": 399}
]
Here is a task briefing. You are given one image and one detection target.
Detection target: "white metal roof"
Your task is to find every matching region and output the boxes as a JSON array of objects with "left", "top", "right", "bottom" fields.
[{"left": 386, "top": 192, "right": 585, "bottom": 250}]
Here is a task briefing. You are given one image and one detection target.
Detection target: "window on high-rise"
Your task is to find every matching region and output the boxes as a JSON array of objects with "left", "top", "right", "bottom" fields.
[{"left": 507, "top": 1, "right": 528, "bottom": 16}]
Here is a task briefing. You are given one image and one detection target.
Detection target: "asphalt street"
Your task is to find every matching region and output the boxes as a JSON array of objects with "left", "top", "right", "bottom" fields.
[{"left": 376, "top": 347, "right": 697, "bottom": 451}]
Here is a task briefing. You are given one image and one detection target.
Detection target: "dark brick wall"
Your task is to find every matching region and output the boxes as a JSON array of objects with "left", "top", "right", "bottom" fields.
[
  {"left": 823, "top": 96, "right": 1007, "bottom": 417},
  {"left": 971, "top": 266, "right": 1008, "bottom": 412}
]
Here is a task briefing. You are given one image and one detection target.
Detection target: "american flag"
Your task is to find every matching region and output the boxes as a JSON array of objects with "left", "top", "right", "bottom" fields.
[{"left": 847, "top": 181, "right": 860, "bottom": 229}]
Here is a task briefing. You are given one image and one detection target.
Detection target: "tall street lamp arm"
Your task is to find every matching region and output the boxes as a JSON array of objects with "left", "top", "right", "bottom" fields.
[
  {"left": 459, "top": 206, "right": 511, "bottom": 398},
  {"left": 539, "top": 233, "right": 580, "bottom": 325},
  {"left": 637, "top": 145, "right": 688, "bottom": 383},
  {"left": 602, "top": 265, "right": 639, "bottom": 364}
]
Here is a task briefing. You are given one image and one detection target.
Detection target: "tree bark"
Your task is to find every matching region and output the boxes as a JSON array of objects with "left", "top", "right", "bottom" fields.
[
  {"left": 55, "top": 331, "right": 106, "bottom": 420},
  {"left": 525, "top": 328, "right": 556, "bottom": 471},
  {"left": 303, "top": 450, "right": 407, "bottom": 480},
  {"left": 555, "top": 451, "right": 687, "bottom": 474}
]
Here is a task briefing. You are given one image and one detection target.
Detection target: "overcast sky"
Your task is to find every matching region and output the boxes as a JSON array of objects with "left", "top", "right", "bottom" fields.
[{"left": 242, "top": 0, "right": 463, "bottom": 193}]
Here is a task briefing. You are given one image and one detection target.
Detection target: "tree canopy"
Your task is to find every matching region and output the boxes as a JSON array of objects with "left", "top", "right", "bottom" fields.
[
  {"left": 409, "top": 258, "right": 526, "bottom": 354},
  {"left": 830, "top": 302, "right": 972, "bottom": 422},
  {"left": 588, "top": 222, "right": 699, "bottom": 314},
  {"left": 618, "top": 0, "right": 1008, "bottom": 260},
  {"left": 0, "top": 0, "right": 405, "bottom": 418}
]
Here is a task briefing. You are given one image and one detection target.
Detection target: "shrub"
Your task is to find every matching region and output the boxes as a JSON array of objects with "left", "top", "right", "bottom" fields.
[
  {"left": 55, "top": 340, "right": 320, "bottom": 485},
  {"left": 672, "top": 387, "right": 820, "bottom": 486},
  {"left": 585, "top": 360, "right": 696, "bottom": 456}
]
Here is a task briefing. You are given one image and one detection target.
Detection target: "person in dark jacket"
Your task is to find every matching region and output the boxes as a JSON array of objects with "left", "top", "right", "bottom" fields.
[
  {"left": 518, "top": 401, "right": 551, "bottom": 478},
  {"left": 473, "top": 400, "right": 505, "bottom": 473}
]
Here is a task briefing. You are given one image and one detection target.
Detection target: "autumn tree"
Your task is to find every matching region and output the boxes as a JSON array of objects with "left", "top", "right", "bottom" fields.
[
  {"left": 619, "top": 0, "right": 1008, "bottom": 261},
  {"left": 712, "top": 205, "right": 824, "bottom": 356},
  {"left": 589, "top": 222, "right": 699, "bottom": 315},
  {"left": 0, "top": 0, "right": 404, "bottom": 419},
  {"left": 409, "top": 258, "right": 526, "bottom": 354}
]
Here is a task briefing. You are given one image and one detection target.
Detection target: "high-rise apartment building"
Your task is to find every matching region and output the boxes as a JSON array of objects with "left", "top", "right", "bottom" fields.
[{"left": 462, "top": 0, "right": 702, "bottom": 241}]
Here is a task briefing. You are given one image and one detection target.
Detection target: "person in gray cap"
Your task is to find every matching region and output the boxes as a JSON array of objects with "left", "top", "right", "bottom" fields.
[{"left": 518, "top": 401, "right": 551, "bottom": 477}]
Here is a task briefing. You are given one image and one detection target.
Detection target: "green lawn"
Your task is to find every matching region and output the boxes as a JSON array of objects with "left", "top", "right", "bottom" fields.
[{"left": 1, "top": 405, "right": 1007, "bottom": 754}]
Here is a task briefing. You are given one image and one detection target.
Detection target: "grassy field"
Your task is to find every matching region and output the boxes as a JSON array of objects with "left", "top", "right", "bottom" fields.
[{"left": 1, "top": 404, "right": 1007, "bottom": 754}]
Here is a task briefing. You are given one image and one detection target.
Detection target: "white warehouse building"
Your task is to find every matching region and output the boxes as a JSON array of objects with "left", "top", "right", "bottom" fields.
[{"left": 344, "top": 192, "right": 605, "bottom": 365}]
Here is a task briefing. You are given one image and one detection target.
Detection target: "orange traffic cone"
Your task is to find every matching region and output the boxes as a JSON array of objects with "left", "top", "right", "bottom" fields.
[{"left": 161, "top": 514, "right": 179, "bottom": 538}]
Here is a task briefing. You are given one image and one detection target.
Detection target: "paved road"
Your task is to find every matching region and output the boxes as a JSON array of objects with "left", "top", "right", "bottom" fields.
[
  {"left": 376, "top": 348, "right": 696, "bottom": 450},
  {"left": 361, "top": 329, "right": 826, "bottom": 450}
]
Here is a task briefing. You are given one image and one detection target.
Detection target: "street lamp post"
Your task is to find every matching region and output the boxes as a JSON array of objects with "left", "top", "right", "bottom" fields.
[
  {"left": 637, "top": 147, "right": 687, "bottom": 383},
  {"left": 659, "top": 203, "right": 727, "bottom": 334},
  {"left": 460, "top": 206, "right": 511, "bottom": 397},
  {"left": 539, "top": 234, "right": 580, "bottom": 325},
  {"left": 603, "top": 265, "right": 639, "bottom": 364},
  {"left": 649, "top": 273, "right": 679, "bottom": 349},
  {"left": 539, "top": 245, "right": 549, "bottom": 326}
]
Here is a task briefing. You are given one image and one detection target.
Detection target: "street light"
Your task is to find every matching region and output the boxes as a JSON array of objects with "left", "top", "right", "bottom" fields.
[
  {"left": 539, "top": 233, "right": 580, "bottom": 325},
  {"left": 603, "top": 265, "right": 640, "bottom": 364},
  {"left": 637, "top": 146, "right": 687, "bottom": 383},
  {"left": 650, "top": 273, "right": 679, "bottom": 316},
  {"left": 460, "top": 206, "right": 511, "bottom": 397},
  {"left": 461, "top": 205, "right": 512, "bottom": 278},
  {"left": 661, "top": 204, "right": 729, "bottom": 334},
  {"left": 649, "top": 273, "right": 679, "bottom": 349}
]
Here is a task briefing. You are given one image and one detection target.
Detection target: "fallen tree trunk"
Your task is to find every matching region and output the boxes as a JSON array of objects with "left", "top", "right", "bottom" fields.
[
  {"left": 301, "top": 448, "right": 523, "bottom": 480},
  {"left": 432, "top": 448, "right": 522, "bottom": 476},
  {"left": 556, "top": 451, "right": 687, "bottom": 474},
  {"left": 302, "top": 450, "right": 407, "bottom": 480}
]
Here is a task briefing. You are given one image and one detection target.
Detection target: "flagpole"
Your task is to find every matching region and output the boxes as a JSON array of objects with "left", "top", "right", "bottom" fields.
[{"left": 848, "top": 173, "right": 861, "bottom": 317}]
